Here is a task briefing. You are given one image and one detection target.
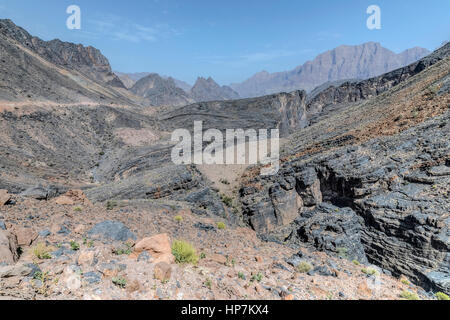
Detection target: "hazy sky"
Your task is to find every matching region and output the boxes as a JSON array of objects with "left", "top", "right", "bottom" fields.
[{"left": 1, "top": 0, "right": 449, "bottom": 84}]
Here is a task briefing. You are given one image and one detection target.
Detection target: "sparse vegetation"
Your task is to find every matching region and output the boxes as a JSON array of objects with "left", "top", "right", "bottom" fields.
[
  {"left": 220, "top": 194, "right": 233, "bottom": 207},
  {"left": 70, "top": 241, "right": 80, "bottom": 251},
  {"left": 400, "top": 278, "right": 410, "bottom": 285},
  {"left": 172, "top": 240, "right": 199, "bottom": 265},
  {"left": 400, "top": 290, "right": 419, "bottom": 300},
  {"left": 113, "top": 243, "right": 133, "bottom": 255},
  {"left": 204, "top": 278, "right": 212, "bottom": 289},
  {"left": 200, "top": 252, "right": 206, "bottom": 259},
  {"left": 106, "top": 200, "right": 118, "bottom": 210},
  {"left": 32, "top": 243, "right": 53, "bottom": 260},
  {"left": 219, "top": 178, "right": 230, "bottom": 185},
  {"left": 217, "top": 222, "right": 226, "bottom": 230},
  {"left": 250, "top": 273, "right": 263, "bottom": 283},
  {"left": 238, "top": 272, "right": 245, "bottom": 280},
  {"left": 435, "top": 292, "right": 449, "bottom": 300},
  {"left": 352, "top": 260, "right": 360, "bottom": 266},
  {"left": 361, "top": 267, "right": 379, "bottom": 276},
  {"left": 112, "top": 277, "right": 127, "bottom": 288},
  {"left": 174, "top": 215, "right": 183, "bottom": 222},
  {"left": 297, "top": 261, "right": 312, "bottom": 273},
  {"left": 336, "top": 247, "right": 348, "bottom": 259},
  {"left": 73, "top": 206, "right": 82, "bottom": 212},
  {"left": 361, "top": 267, "right": 378, "bottom": 276}
]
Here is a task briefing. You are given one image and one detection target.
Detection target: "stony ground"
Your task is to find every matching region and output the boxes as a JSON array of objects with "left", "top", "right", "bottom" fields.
[{"left": 0, "top": 193, "right": 430, "bottom": 300}]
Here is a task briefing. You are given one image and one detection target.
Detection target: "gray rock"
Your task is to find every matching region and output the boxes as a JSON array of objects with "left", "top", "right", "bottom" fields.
[
  {"left": 137, "top": 251, "right": 151, "bottom": 262},
  {"left": 83, "top": 271, "right": 102, "bottom": 285},
  {"left": 38, "top": 230, "right": 51, "bottom": 238},
  {"left": 0, "top": 263, "right": 32, "bottom": 278},
  {"left": 87, "top": 221, "right": 136, "bottom": 242}
]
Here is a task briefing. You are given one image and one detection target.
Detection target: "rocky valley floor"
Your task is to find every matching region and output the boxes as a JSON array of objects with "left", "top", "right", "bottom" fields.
[{"left": 0, "top": 195, "right": 431, "bottom": 300}]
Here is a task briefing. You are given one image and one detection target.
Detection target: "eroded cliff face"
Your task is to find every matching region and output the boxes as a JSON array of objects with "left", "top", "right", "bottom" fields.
[
  {"left": 158, "top": 90, "right": 308, "bottom": 136},
  {"left": 240, "top": 109, "right": 450, "bottom": 294}
]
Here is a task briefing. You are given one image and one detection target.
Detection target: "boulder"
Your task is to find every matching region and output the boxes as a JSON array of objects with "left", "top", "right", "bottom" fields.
[
  {"left": 132, "top": 233, "right": 174, "bottom": 264},
  {"left": 54, "top": 189, "right": 92, "bottom": 206},
  {"left": 0, "top": 263, "right": 32, "bottom": 278},
  {"left": 77, "top": 249, "right": 97, "bottom": 267},
  {"left": 12, "top": 227, "right": 38, "bottom": 247},
  {"left": 0, "top": 189, "right": 11, "bottom": 206},
  {"left": 153, "top": 262, "right": 172, "bottom": 282},
  {"left": 87, "top": 221, "right": 136, "bottom": 243},
  {"left": 20, "top": 184, "right": 60, "bottom": 200},
  {"left": 0, "top": 230, "right": 19, "bottom": 265}
]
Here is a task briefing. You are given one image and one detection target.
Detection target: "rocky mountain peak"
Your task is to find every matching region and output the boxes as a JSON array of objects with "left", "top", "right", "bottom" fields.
[
  {"left": 0, "top": 19, "right": 125, "bottom": 89},
  {"left": 231, "top": 42, "right": 431, "bottom": 97},
  {"left": 190, "top": 76, "right": 239, "bottom": 102}
]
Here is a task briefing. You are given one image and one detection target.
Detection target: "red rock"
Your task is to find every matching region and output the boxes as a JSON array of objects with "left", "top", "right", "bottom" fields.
[
  {"left": 132, "top": 233, "right": 174, "bottom": 264},
  {"left": 54, "top": 189, "right": 91, "bottom": 206},
  {"left": 77, "top": 249, "right": 96, "bottom": 266},
  {"left": 0, "top": 190, "right": 11, "bottom": 206},
  {"left": 209, "top": 253, "right": 227, "bottom": 265},
  {"left": 12, "top": 227, "right": 37, "bottom": 247}
]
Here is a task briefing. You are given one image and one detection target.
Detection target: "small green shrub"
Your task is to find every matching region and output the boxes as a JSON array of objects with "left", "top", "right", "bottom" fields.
[
  {"left": 217, "top": 222, "right": 226, "bottom": 230},
  {"left": 113, "top": 243, "right": 133, "bottom": 255},
  {"left": 238, "top": 272, "right": 245, "bottom": 280},
  {"left": 112, "top": 277, "right": 127, "bottom": 288},
  {"left": 361, "top": 267, "right": 379, "bottom": 276},
  {"left": 435, "top": 292, "right": 450, "bottom": 300},
  {"left": 200, "top": 252, "right": 206, "bottom": 259},
  {"left": 336, "top": 247, "right": 348, "bottom": 259},
  {"left": 204, "top": 279, "right": 212, "bottom": 289},
  {"left": 220, "top": 194, "right": 233, "bottom": 207},
  {"left": 352, "top": 260, "right": 360, "bottom": 266},
  {"left": 172, "top": 240, "right": 199, "bottom": 265},
  {"left": 174, "top": 215, "right": 183, "bottom": 222},
  {"left": 401, "top": 279, "right": 410, "bottom": 285},
  {"left": 400, "top": 290, "right": 419, "bottom": 300},
  {"left": 73, "top": 206, "right": 82, "bottom": 212},
  {"left": 297, "top": 262, "right": 312, "bottom": 273},
  {"left": 250, "top": 273, "right": 263, "bottom": 283},
  {"left": 70, "top": 241, "right": 80, "bottom": 251},
  {"left": 106, "top": 200, "right": 118, "bottom": 210},
  {"left": 32, "top": 243, "right": 53, "bottom": 260}
]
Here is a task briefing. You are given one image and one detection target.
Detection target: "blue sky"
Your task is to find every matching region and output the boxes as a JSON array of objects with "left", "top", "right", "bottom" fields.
[{"left": 0, "top": 0, "right": 449, "bottom": 85}]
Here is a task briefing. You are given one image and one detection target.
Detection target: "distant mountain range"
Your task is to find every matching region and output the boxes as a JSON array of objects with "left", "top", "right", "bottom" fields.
[
  {"left": 117, "top": 42, "right": 430, "bottom": 103},
  {"left": 230, "top": 42, "right": 430, "bottom": 97},
  {"left": 118, "top": 72, "right": 240, "bottom": 106}
]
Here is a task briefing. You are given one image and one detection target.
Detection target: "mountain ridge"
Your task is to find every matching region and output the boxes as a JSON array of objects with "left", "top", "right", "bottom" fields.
[{"left": 231, "top": 42, "right": 430, "bottom": 97}]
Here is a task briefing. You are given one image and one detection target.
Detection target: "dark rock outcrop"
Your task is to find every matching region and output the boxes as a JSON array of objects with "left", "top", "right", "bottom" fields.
[{"left": 241, "top": 111, "right": 450, "bottom": 293}]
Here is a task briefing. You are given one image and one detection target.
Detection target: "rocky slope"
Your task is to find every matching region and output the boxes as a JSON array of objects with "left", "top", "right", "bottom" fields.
[
  {"left": 0, "top": 20, "right": 143, "bottom": 106},
  {"left": 0, "top": 19, "right": 124, "bottom": 89},
  {"left": 231, "top": 42, "right": 430, "bottom": 97}
]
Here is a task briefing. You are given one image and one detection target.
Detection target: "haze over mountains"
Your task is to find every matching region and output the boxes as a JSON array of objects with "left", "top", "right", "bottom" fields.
[
  {"left": 117, "top": 42, "right": 430, "bottom": 103},
  {"left": 230, "top": 42, "right": 430, "bottom": 97}
]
